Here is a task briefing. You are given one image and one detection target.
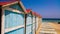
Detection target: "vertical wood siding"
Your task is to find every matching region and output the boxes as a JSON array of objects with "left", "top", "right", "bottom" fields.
[
  {"left": 4, "top": 10, "right": 24, "bottom": 34},
  {"left": 33, "top": 16, "right": 35, "bottom": 34},
  {"left": 5, "top": 10, "right": 24, "bottom": 28},
  {"left": 26, "top": 14, "right": 32, "bottom": 34}
]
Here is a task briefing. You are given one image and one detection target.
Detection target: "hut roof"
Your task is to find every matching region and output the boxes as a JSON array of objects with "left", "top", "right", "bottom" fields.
[
  {"left": 26, "top": 9, "right": 32, "bottom": 14},
  {"left": 32, "top": 12, "right": 42, "bottom": 18},
  {"left": 0, "top": 0, "right": 20, "bottom": 5}
]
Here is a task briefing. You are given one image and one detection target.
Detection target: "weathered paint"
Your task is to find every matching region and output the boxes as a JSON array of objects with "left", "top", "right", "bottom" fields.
[
  {"left": 5, "top": 28, "right": 24, "bottom": 34},
  {"left": 26, "top": 14, "right": 32, "bottom": 34},
  {"left": 32, "top": 16, "right": 35, "bottom": 34},
  {"left": 9, "top": 3, "right": 23, "bottom": 11},
  {"left": 36, "top": 17, "right": 38, "bottom": 30},
  {"left": 3, "top": 1, "right": 26, "bottom": 34},
  {"left": 5, "top": 10, "right": 24, "bottom": 29}
]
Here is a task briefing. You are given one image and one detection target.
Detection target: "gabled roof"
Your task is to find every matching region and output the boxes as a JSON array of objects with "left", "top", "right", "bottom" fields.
[
  {"left": 0, "top": 2, "right": 14, "bottom": 5},
  {"left": 0, "top": 0, "right": 26, "bottom": 14},
  {"left": 26, "top": 9, "right": 32, "bottom": 14}
]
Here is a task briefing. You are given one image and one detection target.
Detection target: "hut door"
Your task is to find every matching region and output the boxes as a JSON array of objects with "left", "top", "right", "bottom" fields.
[
  {"left": 4, "top": 10, "right": 24, "bottom": 34},
  {"left": 26, "top": 16, "right": 32, "bottom": 34}
]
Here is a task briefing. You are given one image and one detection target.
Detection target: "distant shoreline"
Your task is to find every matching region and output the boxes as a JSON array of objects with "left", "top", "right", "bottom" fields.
[{"left": 42, "top": 18, "right": 60, "bottom": 22}]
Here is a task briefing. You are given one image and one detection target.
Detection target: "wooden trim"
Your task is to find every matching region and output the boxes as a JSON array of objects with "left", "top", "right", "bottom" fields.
[
  {"left": 1, "top": 6, "right": 5, "bottom": 34},
  {"left": 0, "top": 5, "right": 2, "bottom": 34},
  {"left": 2, "top": 1, "right": 18, "bottom": 7},
  {"left": 24, "top": 14, "right": 27, "bottom": 34},
  {"left": 18, "top": 1, "right": 26, "bottom": 13},
  {"left": 5, "top": 25, "right": 24, "bottom": 33},
  {"left": 4, "top": 8, "right": 25, "bottom": 14}
]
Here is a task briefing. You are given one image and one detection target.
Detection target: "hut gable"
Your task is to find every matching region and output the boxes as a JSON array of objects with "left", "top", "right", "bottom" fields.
[{"left": 0, "top": 0, "right": 26, "bottom": 13}]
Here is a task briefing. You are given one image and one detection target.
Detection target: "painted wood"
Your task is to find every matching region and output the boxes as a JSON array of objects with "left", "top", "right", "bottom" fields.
[
  {"left": 26, "top": 25, "right": 32, "bottom": 34},
  {"left": 26, "top": 15, "right": 32, "bottom": 25},
  {"left": 5, "top": 10, "right": 24, "bottom": 28},
  {"left": 5, "top": 25, "right": 24, "bottom": 33},
  {"left": 1, "top": 9, "right": 5, "bottom": 34},
  {"left": 2, "top": 1, "right": 18, "bottom": 7},
  {"left": 33, "top": 16, "right": 35, "bottom": 34},
  {"left": 26, "top": 14, "right": 32, "bottom": 34},
  {"left": 9, "top": 3, "right": 23, "bottom": 11},
  {"left": 36, "top": 17, "right": 39, "bottom": 30},
  {"left": 5, "top": 28, "right": 24, "bottom": 34}
]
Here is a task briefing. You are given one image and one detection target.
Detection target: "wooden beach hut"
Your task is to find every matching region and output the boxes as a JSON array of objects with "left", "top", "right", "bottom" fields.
[
  {"left": 32, "top": 12, "right": 42, "bottom": 34},
  {"left": 0, "top": 0, "right": 26, "bottom": 34},
  {"left": 32, "top": 12, "right": 36, "bottom": 34},
  {"left": 25, "top": 9, "right": 33, "bottom": 34},
  {"left": 35, "top": 13, "right": 42, "bottom": 30}
]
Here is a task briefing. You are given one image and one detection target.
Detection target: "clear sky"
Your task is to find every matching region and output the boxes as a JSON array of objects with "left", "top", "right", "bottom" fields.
[
  {"left": 0, "top": 0, "right": 60, "bottom": 18},
  {"left": 21, "top": 0, "right": 60, "bottom": 18}
]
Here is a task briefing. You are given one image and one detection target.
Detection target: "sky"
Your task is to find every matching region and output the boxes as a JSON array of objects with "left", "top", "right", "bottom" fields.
[{"left": 0, "top": 0, "right": 60, "bottom": 18}]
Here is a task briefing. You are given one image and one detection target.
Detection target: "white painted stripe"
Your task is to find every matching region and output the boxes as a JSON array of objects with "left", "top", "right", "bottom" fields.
[{"left": 5, "top": 25, "right": 24, "bottom": 33}]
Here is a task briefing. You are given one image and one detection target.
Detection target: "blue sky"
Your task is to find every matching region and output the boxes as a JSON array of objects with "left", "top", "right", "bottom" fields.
[
  {"left": 21, "top": 0, "right": 60, "bottom": 18},
  {"left": 0, "top": 0, "right": 60, "bottom": 18}
]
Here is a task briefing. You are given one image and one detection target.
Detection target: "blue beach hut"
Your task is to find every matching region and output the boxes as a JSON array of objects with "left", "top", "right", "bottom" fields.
[{"left": 0, "top": 0, "right": 26, "bottom": 34}]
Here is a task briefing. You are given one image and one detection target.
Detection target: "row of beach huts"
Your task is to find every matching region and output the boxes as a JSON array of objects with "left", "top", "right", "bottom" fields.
[{"left": 0, "top": 0, "right": 42, "bottom": 34}]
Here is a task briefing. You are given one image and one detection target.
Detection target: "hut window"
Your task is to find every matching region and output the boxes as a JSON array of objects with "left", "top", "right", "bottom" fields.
[{"left": 9, "top": 3, "right": 23, "bottom": 11}]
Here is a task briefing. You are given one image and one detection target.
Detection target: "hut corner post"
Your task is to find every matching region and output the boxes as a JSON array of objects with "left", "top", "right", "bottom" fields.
[
  {"left": 25, "top": 14, "right": 27, "bottom": 34},
  {"left": 0, "top": 5, "right": 2, "bottom": 34},
  {"left": 0, "top": 5, "right": 4, "bottom": 34}
]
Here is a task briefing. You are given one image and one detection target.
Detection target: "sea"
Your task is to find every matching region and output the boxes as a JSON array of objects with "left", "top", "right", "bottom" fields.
[{"left": 42, "top": 18, "right": 60, "bottom": 22}]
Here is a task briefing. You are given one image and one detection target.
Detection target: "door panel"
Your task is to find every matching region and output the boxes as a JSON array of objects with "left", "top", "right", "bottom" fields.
[{"left": 26, "top": 16, "right": 32, "bottom": 25}]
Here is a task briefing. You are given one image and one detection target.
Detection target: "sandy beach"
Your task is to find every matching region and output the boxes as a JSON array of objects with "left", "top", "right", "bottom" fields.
[{"left": 36, "top": 22, "right": 60, "bottom": 34}]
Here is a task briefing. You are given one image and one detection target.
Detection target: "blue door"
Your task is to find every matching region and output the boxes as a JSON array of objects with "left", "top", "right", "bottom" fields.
[{"left": 4, "top": 10, "right": 24, "bottom": 34}]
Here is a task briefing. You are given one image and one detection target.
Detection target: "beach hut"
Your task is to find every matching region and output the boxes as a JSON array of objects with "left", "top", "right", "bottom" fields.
[
  {"left": 32, "top": 12, "right": 36, "bottom": 34},
  {"left": 0, "top": 0, "right": 26, "bottom": 34},
  {"left": 32, "top": 12, "right": 42, "bottom": 34},
  {"left": 35, "top": 13, "right": 42, "bottom": 34},
  {"left": 25, "top": 9, "right": 33, "bottom": 34},
  {"left": 36, "top": 13, "right": 42, "bottom": 30}
]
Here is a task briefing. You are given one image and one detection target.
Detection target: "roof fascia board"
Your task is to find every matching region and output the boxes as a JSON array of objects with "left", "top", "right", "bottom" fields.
[
  {"left": 18, "top": 1, "right": 26, "bottom": 14},
  {"left": 2, "top": 1, "right": 18, "bottom": 7}
]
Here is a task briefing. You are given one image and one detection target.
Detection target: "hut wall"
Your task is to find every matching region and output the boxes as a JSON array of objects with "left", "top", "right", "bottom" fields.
[
  {"left": 32, "top": 16, "right": 35, "bottom": 34},
  {"left": 2, "top": 2, "right": 25, "bottom": 34},
  {"left": 36, "top": 17, "right": 39, "bottom": 30}
]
